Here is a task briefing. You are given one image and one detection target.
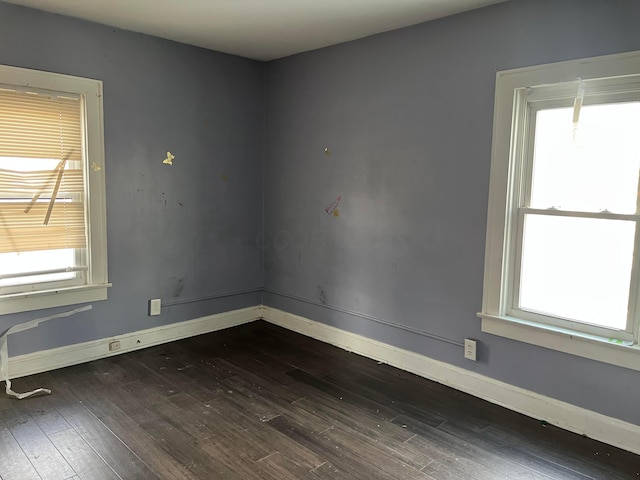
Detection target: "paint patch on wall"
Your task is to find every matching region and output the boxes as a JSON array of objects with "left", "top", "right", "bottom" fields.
[
  {"left": 163, "top": 151, "right": 175, "bottom": 166},
  {"left": 325, "top": 196, "right": 341, "bottom": 216},
  {"left": 90, "top": 162, "right": 101, "bottom": 172}
]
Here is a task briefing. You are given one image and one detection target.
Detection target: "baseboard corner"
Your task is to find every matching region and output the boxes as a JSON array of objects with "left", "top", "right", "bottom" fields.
[{"left": 261, "top": 305, "right": 640, "bottom": 456}]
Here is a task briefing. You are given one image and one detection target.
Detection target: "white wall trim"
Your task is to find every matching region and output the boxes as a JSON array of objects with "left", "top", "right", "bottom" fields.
[
  {"left": 481, "top": 314, "right": 640, "bottom": 371},
  {"left": 261, "top": 306, "right": 640, "bottom": 456},
  {"left": 7, "top": 303, "right": 639, "bottom": 455},
  {"left": 8, "top": 305, "right": 262, "bottom": 380}
]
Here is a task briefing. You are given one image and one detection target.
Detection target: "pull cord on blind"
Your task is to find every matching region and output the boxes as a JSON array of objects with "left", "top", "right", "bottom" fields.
[{"left": 0, "top": 86, "right": 87, "bottom": 255}]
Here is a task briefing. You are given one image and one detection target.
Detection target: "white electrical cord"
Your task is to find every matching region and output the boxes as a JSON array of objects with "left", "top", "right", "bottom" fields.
[{"left": 0, "top": 305, "right": 92, "bottom": 399}]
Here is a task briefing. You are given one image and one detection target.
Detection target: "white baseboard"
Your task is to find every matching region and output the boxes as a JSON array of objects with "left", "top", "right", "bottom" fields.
[
  {"left": 7, "top": 303, "right": 639, "bottom": 455},
  {"left": 261, "top": 306, "right": 640, "bottom": 456},
  {"left": 8, "top": 305, "right": 262, "bottom": 380}
]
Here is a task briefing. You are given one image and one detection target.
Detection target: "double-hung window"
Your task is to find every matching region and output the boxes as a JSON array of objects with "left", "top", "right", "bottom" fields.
[
  {"left": 0, "top": 65, "right": 109, "bottom": 315},
  {"left": 480, "top": 51, "right": 640, "bottom": 371}
]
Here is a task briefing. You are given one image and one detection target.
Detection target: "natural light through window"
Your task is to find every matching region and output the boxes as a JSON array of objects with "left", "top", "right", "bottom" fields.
[
  {"left": 0, "top": 64, "right": 109, "bottom": 314},
  {"left": 0, "top": 157, "right": 79, "bottom": 288},
  {"left": 519, "top": 215, "right": 634, "bottom": 329},
  {"left": 480, "top": 50, "right": 640, "bottom": 369},
  {"left": 530, "top": 103, "right": 640, "bottom": 213},
  {"left": 518, "top": 102, "right": 640, "bottom": 330}
]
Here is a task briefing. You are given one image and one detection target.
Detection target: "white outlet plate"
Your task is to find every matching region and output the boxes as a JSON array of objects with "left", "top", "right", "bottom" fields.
[
  {"left": 464, "top": 338, "right": 477, "bottom": 361},
  {"left": 108, "top": 340, "right": 121, "bottom": 352},
  {"left": 149, "top": 298, "right": 161, "bottom": 316}
]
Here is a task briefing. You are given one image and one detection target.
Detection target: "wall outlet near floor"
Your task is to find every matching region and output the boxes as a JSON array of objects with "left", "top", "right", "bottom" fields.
[
  {"left": 108, "top": 340, "right": 121, "bottom": 352},
  {"left": 149, "top": 298, "right": 162, "bottom": 316},
  {"left": 464, "top": 338, "right": 477, "bottom": 361}
]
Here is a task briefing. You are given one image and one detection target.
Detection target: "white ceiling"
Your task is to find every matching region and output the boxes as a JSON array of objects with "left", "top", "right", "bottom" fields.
[{"left": 4, "top": 0, "right": 508, "bottom": 61}]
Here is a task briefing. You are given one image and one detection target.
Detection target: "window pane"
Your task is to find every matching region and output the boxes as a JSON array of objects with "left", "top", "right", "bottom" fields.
[
  {"left": 519, "top": 214, "right": 634, "bottom": 330},
  {"left": 0, "top": 157, "right": 61, "bottom": 172},
  {"left": 0, "top": 249, "right": 75, "bottom": 287},
  {"left": 530, "top": 102, "right": 640, "bottom": 213}
]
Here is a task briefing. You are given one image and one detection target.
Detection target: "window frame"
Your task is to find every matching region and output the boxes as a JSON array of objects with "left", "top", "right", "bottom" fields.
[
  {"left": 479, "top": 50, "right": 640, "bottom": 371},
  {"left": 0, "top": 65, "right": 110, "bottom": 315}
]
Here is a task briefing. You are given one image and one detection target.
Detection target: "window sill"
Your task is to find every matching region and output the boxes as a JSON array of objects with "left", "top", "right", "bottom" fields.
[
  {"left": 478, "top": 313, "right": 640, "bottom": 372},
  {"left": 0, "top": 284, "right": 111, "bottom": 315}
]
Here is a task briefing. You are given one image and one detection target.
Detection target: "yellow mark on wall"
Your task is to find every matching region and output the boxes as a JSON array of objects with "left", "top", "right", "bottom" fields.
[
  {"left": 221, "top": 174, "right": 229, "bottom": 182},
  {"left": 324, "top": 147, "right": 332, "bottom": 156},
  {"left": 90, "top": 162, "right": 102, "bottom": 172},
  {"left": 333, "top": 209, "right": 340, "bottom": 217},
  {"left": 163, "top": 151, "right": 175, "bottom": 166}
]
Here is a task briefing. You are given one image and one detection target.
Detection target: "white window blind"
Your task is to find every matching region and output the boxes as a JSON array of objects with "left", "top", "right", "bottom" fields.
[
  {"left": 0, "top": 65, "right": 108, "bottom": 315},
  {"left": 0, "top": 86, "right": 87, "bottom": 255}
]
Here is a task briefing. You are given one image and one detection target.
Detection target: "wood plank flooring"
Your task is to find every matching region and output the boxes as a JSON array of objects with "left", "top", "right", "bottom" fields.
[{"left": 0, "top": 320, "right": 638, "bottom": 479}]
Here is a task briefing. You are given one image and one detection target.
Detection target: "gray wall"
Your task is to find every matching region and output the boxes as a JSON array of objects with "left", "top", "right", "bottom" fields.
[
  {"left": 0, "top": 1, "right": 264, "bottom": 355},
  {"left": 263, "top": 0, "right": 640, "bottom": 425},
  {"left": 2, "top": 0, "right": 640, "bottom": 428}
]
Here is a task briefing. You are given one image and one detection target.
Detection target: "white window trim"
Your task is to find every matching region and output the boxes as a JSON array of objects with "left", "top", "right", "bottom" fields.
[
  {"left": 0, "top": 65, "right": 110, "bottom": 315},
  {"left": 479, "top": 50, "right": 640, "bottom": 371}
]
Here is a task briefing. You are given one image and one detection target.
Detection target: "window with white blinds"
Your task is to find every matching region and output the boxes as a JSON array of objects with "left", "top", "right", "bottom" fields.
[
  {"left": 0, "top": 87, "right": 86, "bottom": 255},
  {"left": 0, "top": 65, "right": 109, "bottom": 315}
]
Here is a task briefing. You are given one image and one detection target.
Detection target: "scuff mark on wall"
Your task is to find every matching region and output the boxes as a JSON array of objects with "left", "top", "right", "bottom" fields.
[
  {"left": 91, "top": 162, "right": 102, "bottom": 172},
  {"left": 173, "top": 278, "right": 184, "bottom": 298},
  {"left": 324, "top": 147, "right": 332, "bottom": 156},
  {"left": 317, "top": 286, "right": 327, "bottom": 305}
]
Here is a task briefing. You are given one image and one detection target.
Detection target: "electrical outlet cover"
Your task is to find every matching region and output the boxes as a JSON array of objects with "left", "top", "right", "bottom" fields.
[
  {"left": 464, "top": 338, "right": 477, "bottom": 361},
  {"left": 149, "top": 299, "right": 161, "bottom": 316}
]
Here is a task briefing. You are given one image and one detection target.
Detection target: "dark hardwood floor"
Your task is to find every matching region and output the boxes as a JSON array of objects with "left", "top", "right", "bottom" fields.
[{"left": 0, "top": 320, "right": 638, "bottom": 479}]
